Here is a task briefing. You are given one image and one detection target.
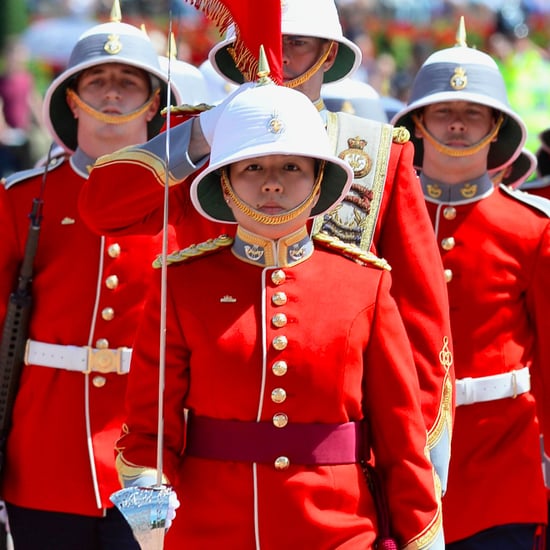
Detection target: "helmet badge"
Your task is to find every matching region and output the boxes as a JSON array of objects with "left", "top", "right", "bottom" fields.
[
  {"left": 450, "top": 66, "right": 467, "bottom": 90},
  {"left": 104, "top": 34, "right": 123, "bottom": 55},
  {"left": 267, "top": 112, "right": 285, "bottom": 135}
]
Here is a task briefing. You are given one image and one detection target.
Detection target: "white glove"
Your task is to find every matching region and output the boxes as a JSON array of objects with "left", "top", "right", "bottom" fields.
[
  {"left": 165, "top": 490, "right": 180, "bottom": 530},
  {"left": 198, "top": 82, "right": 255, "bottom": 146}
]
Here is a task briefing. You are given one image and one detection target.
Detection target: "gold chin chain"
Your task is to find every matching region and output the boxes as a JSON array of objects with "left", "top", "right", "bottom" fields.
[
  {"left": 66, "top": 88, "right": 160, "bottom": 124},
  {"left": 220, "top": 161, "right": 325, "bottom": 225},
  {"left": 412, "top": 112, "right": 504, "bottom": 158},
  {"left": 283, "top": 41, "right": 335, "bottom": 89}
]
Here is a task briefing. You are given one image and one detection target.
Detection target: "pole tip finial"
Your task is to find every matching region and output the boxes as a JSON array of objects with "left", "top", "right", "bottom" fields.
[
  {"left": 167, "top": 32, "right": 177, "bottom": 59},
  {"left": 256, "top": 45, "right": 273, "bottom": 86},
  {"left": 110, "top": 0, "right": 122, "bottom": 23},
  {"left": 456, "top": 16, "right": 467, "bottom": 47}
]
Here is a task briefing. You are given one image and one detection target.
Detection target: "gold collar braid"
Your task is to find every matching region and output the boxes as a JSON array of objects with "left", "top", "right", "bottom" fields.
[
  {"left": 220, "top": 161, "right": 325, "bottom": 225},
  {"left": 283, "top": 41, "right": 335, "bottom": 89},
  {"left": 411, "top": 112, "right": 504, "bottom": 158},
  {"left": 66, "top": 88, "right": 160, "bottom": 124}
]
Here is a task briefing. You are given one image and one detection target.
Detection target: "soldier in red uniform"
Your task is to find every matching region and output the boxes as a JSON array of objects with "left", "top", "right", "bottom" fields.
[
  {"left": 79, "top": 0, "right": 454, "bottom": 495},
  {"left": 0, "top": 5, "right": 180, "bottom": 549},
  {"left": 392, "top": 20, "right": 550, "bottom": 550},
  {"left": 115, "top": 77, "right": 444, "bottom": 550}
]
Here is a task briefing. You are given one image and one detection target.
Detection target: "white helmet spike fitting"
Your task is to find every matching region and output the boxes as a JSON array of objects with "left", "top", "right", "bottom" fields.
[
  {"left": 190, "top": 83, "right": 353, "bottom": 223},
  {"left": 391, "top": 25, "right": 526, "bottom": 172},
  {"left": 43, "top": 21, "right": 182, "bottom": 153},
  {"left": 208, "top": 0, "right": 361, "bottom": 86}
]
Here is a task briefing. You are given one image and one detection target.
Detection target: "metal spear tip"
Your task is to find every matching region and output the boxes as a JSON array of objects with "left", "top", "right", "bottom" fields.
[
  {"left": 110, "top": 0, "right": 122, "bottom": 23},
  {"left": 256, "top": 45, "right": 274, "bottom": 87},
  {"left": 455, "top": 16, "right": 467, "bottom": 47}
]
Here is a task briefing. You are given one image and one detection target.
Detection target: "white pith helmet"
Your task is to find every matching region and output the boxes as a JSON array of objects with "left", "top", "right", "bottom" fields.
[
  {"left": 191, "top": 82, "right": 353, "bottom": 223},
  {"left": 208, "top": 0, "right": 361, "bottom": 86},
  {"left": 391, "top": 18, "right": 526, "bottom": 172},
  {"left": 43, "top": 1, "right": 181, "bottom": 152}
]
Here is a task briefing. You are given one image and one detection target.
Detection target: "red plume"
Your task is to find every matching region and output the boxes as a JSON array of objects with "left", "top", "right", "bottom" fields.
[{"left": 183, "top": 0, "right": 283, "bottom": 84}]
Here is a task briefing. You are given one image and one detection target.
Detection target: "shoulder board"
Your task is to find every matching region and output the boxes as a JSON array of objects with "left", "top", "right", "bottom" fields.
[
  {"left": 313, "top": 232, "right": 391, "bottom": 270},
  {"left": 3, "top": 156, "right": 65, "bottom": 190},
  {"left": 392, "top": 126, "right": 410, "bottom": 144},
  {"left": 499, "top": 184, "right": 550, "bottom": 217},
  {"left": 152, "top": 234, "right": 234, "bottom": 268}
]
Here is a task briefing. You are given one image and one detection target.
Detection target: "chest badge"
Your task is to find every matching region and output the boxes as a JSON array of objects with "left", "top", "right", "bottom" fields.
[{"left": 338, "top": 136, "right": 372, "bottom": 179}]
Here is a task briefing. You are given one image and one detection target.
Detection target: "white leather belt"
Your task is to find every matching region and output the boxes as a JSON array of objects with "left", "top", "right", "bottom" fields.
[
  {"left": 24, "top": 340, "right": 132, "bottom": 374},
  {"left": 455, "top": 367, "right": 530, "bottom": 406}
]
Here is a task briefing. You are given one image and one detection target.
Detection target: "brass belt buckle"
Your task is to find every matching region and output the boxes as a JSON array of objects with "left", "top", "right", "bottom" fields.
[{"left": 86, "top": 347, "right": 123, "bottom": 374}]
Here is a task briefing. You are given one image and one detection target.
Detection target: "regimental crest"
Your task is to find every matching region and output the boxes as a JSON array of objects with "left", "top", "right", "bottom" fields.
[
  {"left": 450, "top": 66, "right": 467, "bottom": 90},
  {"left": 459, "top": 183, "right": 477, "bottom": 198},
  {"left": 427, "top": 183, "right": 442, "bottom": 199},
  {"left": 267, "top": 112, "right": 285, "bottom": 135},
  {"left": 104, "top": 34, "right": 123, "bottom": 55},
  {"left": 244, "top": 244, "right": 264, "bottom": 262},
  {"left": 338, "top": 136, "right": 372, "bottom": 179}
]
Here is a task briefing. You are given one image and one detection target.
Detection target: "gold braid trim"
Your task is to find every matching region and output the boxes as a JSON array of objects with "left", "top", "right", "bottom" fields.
[
  {"left": 412, "top": 112, "right": 504, "bottom": 158},
  {"left": 220, "top": 162, "right": 325, "bottom": 225},
  {"left": 152, "top": 234, "right": 234, "bottom": 268},
  {"left": 313, "top": 232, "right": 391, "bottom": 270},
  {"left": 284, "top": 41, "right": 335, "bottom": 89},
  {"left": 66, "top": 88, "right": 160, "bottom": 124}
]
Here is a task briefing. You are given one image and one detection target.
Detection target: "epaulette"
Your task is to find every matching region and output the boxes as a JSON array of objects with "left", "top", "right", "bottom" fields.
[
  {"left": 152, "top": 234, "right": 234, "bottom": 268},
  {"left": 160, "top": 103, "right": 212, "bottom": 117},
  {"left": 313, "top": 232, "right": 391, "bottom": 270},
  {"left": 499, "top": 183, "right": 550, "bottom": 217},
  {"left": 2, "top": 156, "right": 65, "bottom": 190},
  {"left": 392, "top": 126, "right": 410, "bottom": 144}
]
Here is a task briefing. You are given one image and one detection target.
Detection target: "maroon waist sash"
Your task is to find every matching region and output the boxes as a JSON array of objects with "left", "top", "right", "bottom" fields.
[{"left": 185, "top": 414, "right": 368, "bottom": 465}]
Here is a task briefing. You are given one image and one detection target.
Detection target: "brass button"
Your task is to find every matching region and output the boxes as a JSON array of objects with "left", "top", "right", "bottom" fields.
[
  {"left": 444, "top": 269, "right": 453, "bottom": 283},
  {"left": 271, "top": 269, "right": 286, "bottom": 285},
  {"left": 105, "top": 275, "right": 119, "bottom": 290},
  {"left": 273, "top": 413, "right": 288, "bottom": 428},
  {"left": 272, "top": 313, "right": 287, "bottom": 328},
  {"left": 271, "top": 387, "right": 287, "bottom": 404},
  {"left": 272, "top": 292, "right": 287, "bottom": 306},
  {"left": 272, "top": 335, "right": 288, "bottom": 351},
  {"left": 107, "top": 243, "right": 121, "bottom": 258},
  {"left": 95, "top": 338, "right": 109, "bottom": 349},
  {"left": 101, "top": 307, "right": 115, "bottom": 321},
  {"left": 441, "top": 237, "right": 456, "bottom": 251},
  {"left": 272, "top": 361, "right": 288, "bottom": 376},
  {"left": 92, "top": 376, "right": 107, "bottom": 388},
  {"left": 443, "top": 206, "right": 457, "bottom": 220},
  {"left": 274, "top": 456, "right": 290, "bottom": 470}
]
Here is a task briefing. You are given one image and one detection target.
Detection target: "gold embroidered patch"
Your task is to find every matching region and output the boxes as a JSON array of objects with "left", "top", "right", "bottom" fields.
[{"left": 338, "top": 136, "right": 372, "bottom": 178}]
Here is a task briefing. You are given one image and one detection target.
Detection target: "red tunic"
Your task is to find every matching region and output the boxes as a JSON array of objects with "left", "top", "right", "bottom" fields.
[
  {"left": 116, "top": 226, "right": 443, "bottom": 549},
  {"left": 0, "top": 156, "right": 162, "bottom": 516},
  {"left": 79, "top": 115, "right": 454, "bottom": 488},
  {"left": 420, "top": 174, "right": 550, "bottom": 542}
]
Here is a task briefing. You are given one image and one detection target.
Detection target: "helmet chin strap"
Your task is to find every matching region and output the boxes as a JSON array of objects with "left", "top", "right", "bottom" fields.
[
  {"left": 220, "top": 162, "right": 325, "bottom": 225},
  {"left": 66, "top": 87, "right": 160, "bottom": 124},
  {"left": 283, "top": 40, "right": 335, "bottom": 89},
  {"left": 412, "top": 112, "right": 504, "bottom": 158}
]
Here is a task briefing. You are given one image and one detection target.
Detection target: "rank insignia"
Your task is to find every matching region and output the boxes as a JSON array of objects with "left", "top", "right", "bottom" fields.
[
  {"left": 104, "top": 34, "right": 122, "bottom": 55},
  {"left": 338, "top": 136, "right": 372, "bottom": 179},
  {"left": 450, "top": 67, "right": 467, "bottom": 90}
]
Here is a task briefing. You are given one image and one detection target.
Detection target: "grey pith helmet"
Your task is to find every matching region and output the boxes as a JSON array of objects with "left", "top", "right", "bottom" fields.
[
  {"left": 43, "top": 4, "right": 181, "bottom": 153},
  {"left": 208, "top": 0, "right": 361, "bottom": 86},
  {"left": 391, "top": 18, "right": 526, "bottom": 172}
]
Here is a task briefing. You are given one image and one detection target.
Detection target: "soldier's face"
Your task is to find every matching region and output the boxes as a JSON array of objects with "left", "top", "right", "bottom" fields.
[{"left": 226, "top": 154, "right": 319, "bottom": 239}]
